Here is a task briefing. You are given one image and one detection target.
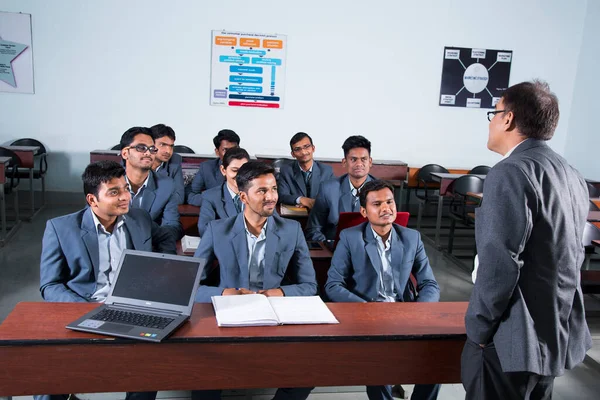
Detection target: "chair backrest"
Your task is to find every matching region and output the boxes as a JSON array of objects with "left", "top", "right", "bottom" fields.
[
  {"left": 582, "top": 222, "right": 600, "bottom": 248},
  {"left": 111, "top": 144, "right": 122, "bottom": 150},
  {"left": 587, "top": 182, "right": 600, "bottom": 198},
  {"left": 468, "top": 165, "right": 491, "bottom": 175},
  {"left": 333, "top": 211, "right": 410, "bottom": 249},
  {"left": 416, "top": 164, "right": 449, "bottom": 184},
  {"left": 10, "top": 138, "right": 47, "bottom": 154},
  {"left": 450, "top": 175, "right": 485, "bottom": 196},
  {"left": 174, "top": 145, "right": 195, "bottom": 154},
  {"left": 589, "top": 201, "right": 600, "bottom": 212}
]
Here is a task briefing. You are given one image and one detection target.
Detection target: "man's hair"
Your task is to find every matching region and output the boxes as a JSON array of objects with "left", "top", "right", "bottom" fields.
[
  {"left": 82, "top": 160, "right": 126, "bottom": 198},
  {"left": 223, "top": 147, "right": 251, "bottom": 169},
  {"left": 501, "top": 80, "right": 559, "bottom": 140},
  {"left": 235, "top": 161, "right": 275, "bottom": 193},
  {"left": 342, "top": 135, "right": 371, "bottom": 157},
  {"left": 213, "top": 129, "right": 240, "bottom": 149},
  {"left": 120, "top": 126, "right": 154, "bottom": 149},
  {"left": 150, "top": 124, "right": 176, "bottom": 141},
  {"left": 289, "top": 132, "right": 313, "bottom": 150},
  {"left": 359, "top": 180, "right": 395, "bottom": 208}
]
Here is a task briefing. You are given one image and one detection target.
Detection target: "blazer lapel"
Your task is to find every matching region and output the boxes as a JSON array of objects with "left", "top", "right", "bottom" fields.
[
  {"left": 364, "top": 224, "right": 383, "bottom": 278},
  {"left": 231, "top": 214, "right": 249, "bottom": 288},
  {"left": 339, "top": 175, "right": 354, "bottom": 212},
  {"left": 390, "top": 226, "right": 410, "bottom": 294},
  {"left": 292, "top": 163, "right": 307, "bottom": 196},
  {"left": 310, "top": 163, "right": 322, "bottom": 198},
  {"left": 263, "top": 217, "right": 280, "bottom": 290},
  {"left": 140, "top": 173, "right": 157, "bottom": 214},
  {"left": 81, "top": 208, "right": 100, "bottom": 279},
  {"left": 222, "top": 184, "right": 238, "bottom": 217},
  {"left": 124, "top": 215, "right": 144, "bottom": 250}
]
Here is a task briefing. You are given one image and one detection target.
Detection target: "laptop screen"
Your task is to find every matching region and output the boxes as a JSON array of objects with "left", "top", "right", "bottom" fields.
[{"left": 111, "top": 253, "right": 200, "bottom": 306}]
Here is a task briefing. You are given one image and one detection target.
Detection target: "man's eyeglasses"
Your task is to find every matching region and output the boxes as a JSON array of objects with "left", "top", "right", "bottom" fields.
[
  {"left": 125, "top": 144, "right": 158, "bottom": 154},
  {"left": 292, "top": 144, "right": 313, "bottom": 153},
  {"left": 487, "top": 110, "right": 506, "bottom": 122}
]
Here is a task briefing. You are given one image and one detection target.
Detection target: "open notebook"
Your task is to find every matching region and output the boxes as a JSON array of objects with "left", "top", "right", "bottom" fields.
[{"left": 211, "top": 295, "right": 339, "bottom": 327}]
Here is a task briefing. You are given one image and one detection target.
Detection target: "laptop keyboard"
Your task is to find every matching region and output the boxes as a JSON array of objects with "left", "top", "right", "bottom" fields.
[{"left": 93, "top": 308, "right": 174, "bottom": 329}]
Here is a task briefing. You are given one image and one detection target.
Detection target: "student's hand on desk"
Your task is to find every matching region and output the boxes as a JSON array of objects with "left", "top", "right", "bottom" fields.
[
  {"left": 222, "top": 288, "right": 256, "bottom": 295},
  {"left": 259, "top": 288, "right": 284, "bottom": 297},
  {"left": 298, "top": 197, "right": 315, "bottom": 209}
]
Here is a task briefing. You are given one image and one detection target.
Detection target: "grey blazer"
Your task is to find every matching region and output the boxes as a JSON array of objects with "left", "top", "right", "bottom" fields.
[
  {"left": 188, "top": 158, "right": 224, "bottom": 206},
  {"left": 132, "top": 170, "right": 182, "bottom": 240},
  {"left": 194, "top": 213, "right": 318, "bottom": 302},
  {"left": 40, "top": 207, "right": 176, "bottom": 303},
  {"left": 154, "top": 152, "right": 185, "bottom": 205},
  {"left": 277, "top": 161, "right": 335, "bottom": 205},
  {"left": 325, "top": 222, "right": 439, "bottom": 303},
  {"left": 466, "top": 139, "right": 592, "bottom": 376},
  {"left": 197, "top": 183, "right": 240, "bottom": 236},
  {"left": 305, "top": 174, "right": 375, "bottom": 241}
]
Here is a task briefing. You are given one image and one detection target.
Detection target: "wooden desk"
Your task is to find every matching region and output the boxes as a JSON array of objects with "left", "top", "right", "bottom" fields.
[
  {"left": 429, "top": 173, "right": 486, "bottom": 248},
  {"left": 178, "top": 204, "right": 200, "bottom": 236},
  {"left": 0, "top": 302, "right": 467, "bottom": 397},
  {"left": 2, "top": 145, "right": 40, "bottom": 219},
  {"left": 591, "top": 198, "right": 600, "bottom": 209}
]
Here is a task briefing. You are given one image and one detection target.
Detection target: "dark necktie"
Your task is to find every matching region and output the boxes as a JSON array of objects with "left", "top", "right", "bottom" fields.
[
  {"left": 234, "top": 194, "right": 242, "bottom": 213},
  {"left": 351, "top": 188, "right": 360, "bottom": 211},
  {"left": 304, "top": 170, "right": 312, "bottom": 197}
]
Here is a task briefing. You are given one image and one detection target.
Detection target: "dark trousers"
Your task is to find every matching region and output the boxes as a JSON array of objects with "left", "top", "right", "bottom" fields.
[
  {"left": 34, "top": 392, "right": 157, "bottom": 400},
  {"left": 366, "top": 384, "right": 440, "bottom": 400},
  {"left": 191, "top": 387, "right": 313, "bottom": 400},
  {"left": 461, "top": 339, "right": 555, "bottom": 400}
]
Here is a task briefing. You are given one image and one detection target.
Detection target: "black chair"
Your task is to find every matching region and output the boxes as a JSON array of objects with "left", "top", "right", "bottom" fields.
[
  {"left": 589, "top": 200, "right": 600, "bottom": 212},
  {"left": 468, "top": 165, "right": 491, "bottom": 175},
  {"left": 9, "top": 138, "right": 47, "bottom": 207},
  {"left": 0, "top": 148, "right": 21, "bottom": 243},
  {"left": 582, "top": 222, "right": 600, "bottom": 270},
  {"left": 110, "top": 144, "right": 122, "bottom": 150},
  {"left": 447, "top": 175, "right": 485, "bottom": 254},
  {"left": 415, "top": 164, "right": 449, "bottom": 230},
  {"left": 587, "top": 182, "right": 600, "bottom": 198},
  {"left": 173, "top": 145, "right": 196, "bottom": 154}
]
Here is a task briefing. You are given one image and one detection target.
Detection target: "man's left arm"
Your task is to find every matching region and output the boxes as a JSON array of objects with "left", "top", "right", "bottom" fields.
[
  {"left": 171, "top": 163, "right": 186, "bottom": 205},
  {"left": 411, "top": 232, "right": 440, "bottom": 302},
  {"left": 281, "top": 223, "right": 318, "bottom": 297}
]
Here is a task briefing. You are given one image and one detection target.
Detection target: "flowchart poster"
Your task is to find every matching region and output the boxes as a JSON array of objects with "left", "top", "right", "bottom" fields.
[
  {"left": 210, "top": 30, "right": 286, "bottom": 109},
  {"left": 0, "top": 12, "right": 34, "bottom": 94},
  {"left": 439, "top": 46, "right": 512, "bottom": 109}
]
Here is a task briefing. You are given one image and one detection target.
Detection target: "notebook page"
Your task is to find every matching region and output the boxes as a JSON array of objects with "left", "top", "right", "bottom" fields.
[
  {"left": 211, "top": 294, "right": 279, "bottom": 327},
  {"left": 268, "top": 296, "right": 339, "bottom": 325}
]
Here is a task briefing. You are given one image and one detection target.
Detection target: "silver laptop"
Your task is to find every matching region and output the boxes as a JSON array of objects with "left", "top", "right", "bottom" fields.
[{"left": 67, "top": 250, "right": 205, "bottom": 342}]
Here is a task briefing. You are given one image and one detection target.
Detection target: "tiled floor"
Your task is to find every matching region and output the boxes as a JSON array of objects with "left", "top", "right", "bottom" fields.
[{"left": 1, "top": 204, "right": 600, "bottom": 399}]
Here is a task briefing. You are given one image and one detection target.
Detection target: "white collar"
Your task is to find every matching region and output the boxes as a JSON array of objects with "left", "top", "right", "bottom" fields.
[
  {"left": 91, "top": 210, "right": 126, "bottom": 234},
  {"left": 501, "top": 139, "right": 528, "bottom": 160}
]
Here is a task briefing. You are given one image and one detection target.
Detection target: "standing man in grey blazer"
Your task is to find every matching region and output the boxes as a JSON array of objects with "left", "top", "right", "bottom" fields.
[
  {"left": 120, "top": 127, "right": 183, "bottom": 240},
  {"left": 37, "top": 160, "right": 174, "bottom": 400},
  {"left": 326, "top": 180, "right": 440, "bottom": 400},
  {"left": 150, "top": 123, "right": 185, "bottom": 205},
  {"left": 187, "top": 129, "right": 240, "bottom": 205},
  {"left": 193, "top": 161, "right": 316, "bottom": 400},
  {"left": 305, "top": 135, "right": 375, "bottom": 242},
  {"left": 197, "top": 147, "right": 250, "bottom": 236},
  {"left": 462, "top": 81, "right": 592, "bottom": 400},
  {"left": 277, "top": 132, "right": 334, "bottom": 209}
]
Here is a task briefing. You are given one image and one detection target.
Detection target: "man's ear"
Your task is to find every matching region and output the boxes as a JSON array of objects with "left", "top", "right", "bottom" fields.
[
  {"left": 220, "top": 164, "right": 226, "bottom": 177},
  {"left": 239, "top": 190, "right": 248, "bottom": 204},
  {"left": 86, "top": 193, "right": 97, "bottom": 208},
  {"left": 360, "top": 206, "right": 367, "bottom": 218},
  {"left": 504, "top": 111, "right": 515, "bottom": 132}
]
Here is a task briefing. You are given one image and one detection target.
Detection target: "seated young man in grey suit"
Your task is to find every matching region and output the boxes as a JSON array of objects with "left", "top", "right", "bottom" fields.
[
  {"left": 277, "top": 132, "right": 334, "bottom": 210},
  {"left": 150, "top": 123, "right": 185, "bottom": 205},
  {"left": 305, "top": 135, "right": 376, "bottom": 242},
  {"left": 193, "top": 161, "right": 317, "bottom": 400},
  {"left": 120, "top": 126, "right": 183, "bottom": 240},
  {"left": 325, "top": 180, "right": 441, "bottom": 400},
  {"left": 37, "top": 160, "right": 175, "bottom": 400},
  {"left": 197, "top": 147, "right": 250, "bottom": 236},
  {"left": 187, "top": 129, "right": 240, "bottom": 206}
]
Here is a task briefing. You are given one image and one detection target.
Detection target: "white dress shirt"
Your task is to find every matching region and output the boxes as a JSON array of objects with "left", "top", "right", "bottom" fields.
[{"left": 91, "top": 212, "right": 128, "bottom": 301}]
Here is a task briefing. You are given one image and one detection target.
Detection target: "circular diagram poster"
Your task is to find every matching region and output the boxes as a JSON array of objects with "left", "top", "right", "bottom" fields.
[{"left": 439, "top": 46, "right": 512, "bottom": 109}]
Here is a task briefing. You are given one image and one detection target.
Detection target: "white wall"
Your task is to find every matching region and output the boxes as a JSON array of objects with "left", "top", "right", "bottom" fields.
[
  {"left": 0, "top": 0, "right": 589, "bottom": 191},
  {"left": 565, "top": 0, "right": 600, "bottom": 180}
]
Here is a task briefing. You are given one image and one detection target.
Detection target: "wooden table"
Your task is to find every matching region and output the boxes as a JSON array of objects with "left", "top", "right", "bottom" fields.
[
  {"left": 429, "top": 173, "right": 486, "bottom": 247},
  {"left": 2, "top": 145, "right": 40, "bottom": 219},
  {"left": 178, "top": 204, "right": 200, "bottom": 236},
  {"left": 0, "top": 301, "right": 467, "bottom": 397}
]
